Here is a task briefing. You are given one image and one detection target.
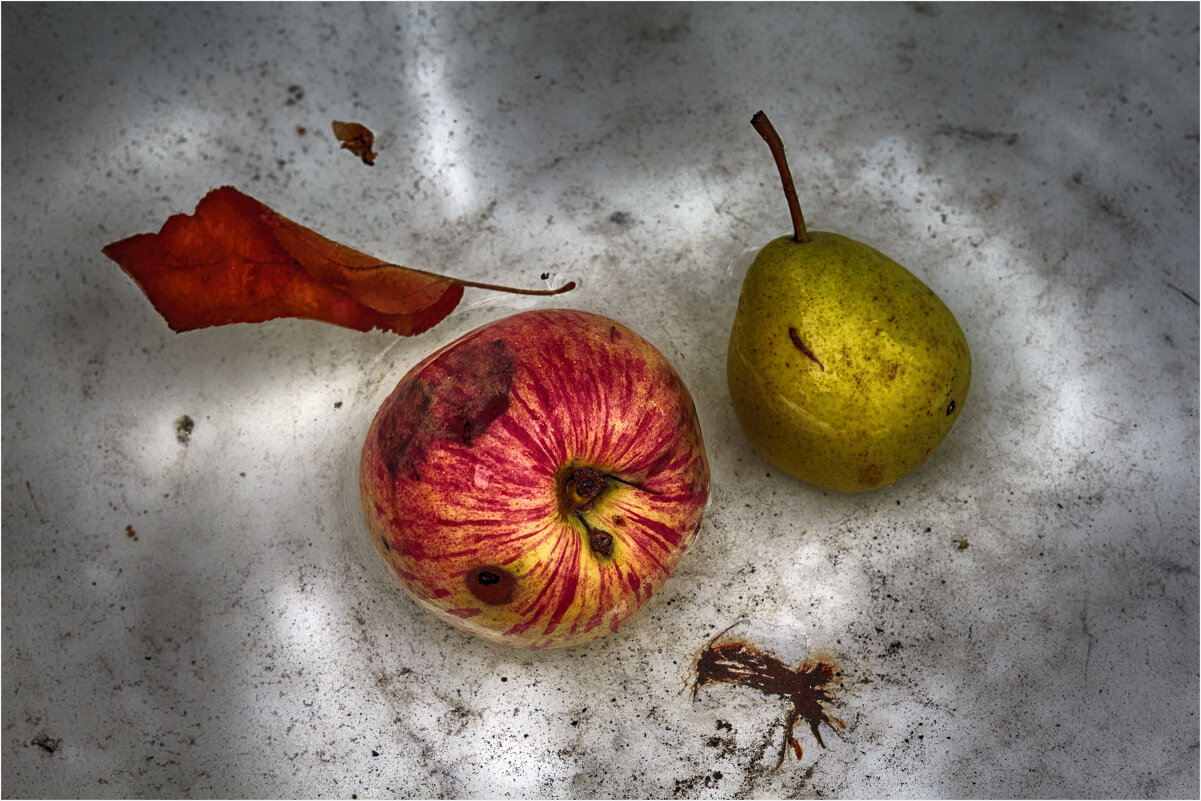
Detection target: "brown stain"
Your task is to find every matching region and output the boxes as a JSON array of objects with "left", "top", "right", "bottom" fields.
[
  {"left": 376, "top": 339, "right": 516, "bottom": 480},
  {"left": 858, "top": 463, "right": 885, "bottom": 488},
  {"left": 787, "top": 327, "right": 824, "bottom": 371},
  {"left": 125, "top": 524, "right": 138, "bottom": 542},
  {"left": 692, "top": 625, "right": 845, "bottom": 769}
]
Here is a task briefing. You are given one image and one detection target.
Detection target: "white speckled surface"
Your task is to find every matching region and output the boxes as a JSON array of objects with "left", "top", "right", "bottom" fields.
[{"left": 3, "top": 3, "right": 1197, "bottom": 798}]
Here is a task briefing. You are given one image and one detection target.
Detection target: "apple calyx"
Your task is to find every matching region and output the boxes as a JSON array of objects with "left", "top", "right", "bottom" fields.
[
  {"left": 750, "top": 110, "right": 810, "bottom": 244},
  {"left": 563, "top": 466, "right": 607, "bottom": 511},
  {"left": 560, "top": 466, "right": 619, "bottom": 558}
]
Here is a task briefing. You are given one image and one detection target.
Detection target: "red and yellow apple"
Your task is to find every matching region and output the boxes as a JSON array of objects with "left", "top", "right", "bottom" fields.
[{"left": 359, "top": 309, "right": 710, "bottom": 649}]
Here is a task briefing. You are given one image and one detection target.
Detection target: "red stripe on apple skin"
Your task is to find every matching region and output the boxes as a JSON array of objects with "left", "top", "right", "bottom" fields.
[
  {"left": 626, "top": 570, "right": 642, "bottom": 593},
  {"left": 447, "top": 607, "right": 482, "bottom": 618},
  {"left": 361, "top": 309, "right": 710, "bottom": 648},
  {"left": 521, "top": 523, "right": 584, "bottom": 633}
]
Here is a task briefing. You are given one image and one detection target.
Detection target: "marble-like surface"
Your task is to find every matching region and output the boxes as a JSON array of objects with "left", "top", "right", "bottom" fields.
[{"left": 3, "top": 3, "right": 1197, "bottom": 797}]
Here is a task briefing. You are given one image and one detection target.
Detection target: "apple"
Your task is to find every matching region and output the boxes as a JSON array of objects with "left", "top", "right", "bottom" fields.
[{"left": 359, "top": 308, "right": 710, "bottom": 649}]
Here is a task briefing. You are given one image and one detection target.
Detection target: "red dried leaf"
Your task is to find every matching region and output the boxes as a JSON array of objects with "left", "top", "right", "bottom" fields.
[
  {"left": 103, "top": 187, "right": 573, "bottom": 336},
  {"left": 332, "top": 120, "right": 377, "bottom": 165}
]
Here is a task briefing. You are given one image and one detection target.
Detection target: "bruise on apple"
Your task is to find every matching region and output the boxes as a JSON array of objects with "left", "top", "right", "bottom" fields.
[
  {"left": 692, "top": 626, "right": 845, "bottom": 769},
  {"left": 376, "top": 338, "right": 516, "bottom": 480},
  {"left": 466, "top": 565, "right": 516, "bottom": 605}
]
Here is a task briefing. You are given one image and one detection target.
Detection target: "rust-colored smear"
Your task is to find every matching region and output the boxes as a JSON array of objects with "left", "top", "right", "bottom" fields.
[
  {"left": 332, "top": 120, "right": 377, "bottom": 165},
  {"left": 692, "top": 628, "right": 845, "bottom": 768}
]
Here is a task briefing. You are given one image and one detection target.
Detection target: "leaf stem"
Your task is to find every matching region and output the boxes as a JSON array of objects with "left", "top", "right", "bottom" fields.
[
  {"left": 385, "top": 262, "right": 576, "bottom": 295},
  {"left": 454, "top": 277, "right": 576, "bottom": 296},
  {"left": 750, "top": 111, "right": 809, "bottom": 243}
]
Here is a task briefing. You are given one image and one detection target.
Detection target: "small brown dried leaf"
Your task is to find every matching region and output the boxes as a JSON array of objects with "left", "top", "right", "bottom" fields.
[{"left": 332, "top": 120, "right": 377, "bottom": 165}]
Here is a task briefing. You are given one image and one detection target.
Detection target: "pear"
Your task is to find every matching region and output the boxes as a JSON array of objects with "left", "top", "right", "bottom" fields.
[{"left": 727, "top": 112, "right": 970, "bottom": 492}]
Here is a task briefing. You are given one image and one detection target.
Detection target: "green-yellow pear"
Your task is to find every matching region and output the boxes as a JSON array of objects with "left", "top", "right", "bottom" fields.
[{"left": 727, "top": 112, "right": 970, "bottom": 492}]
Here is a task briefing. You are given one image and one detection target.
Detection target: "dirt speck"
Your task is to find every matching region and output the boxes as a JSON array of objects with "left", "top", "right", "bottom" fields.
[
  {"left": 174, "top": 415, "right": 194, "bottom": 444},
  {"left": 30, "top": 733, "right": 61, "bottom": 754},
  {"left": 125, "top": 524, "right": 138, "bottom": 542}
]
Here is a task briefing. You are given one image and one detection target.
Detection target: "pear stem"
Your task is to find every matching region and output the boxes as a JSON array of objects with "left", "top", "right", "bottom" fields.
[{"left": 751, "top": 111, "right": 809, "bottom": 244}]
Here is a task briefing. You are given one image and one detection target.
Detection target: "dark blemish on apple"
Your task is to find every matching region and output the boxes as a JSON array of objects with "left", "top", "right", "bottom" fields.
[
  {"left": 946, "top": 399, "right": 956, "bottom": 415},
  {"left": 691, "top": 625, "right": 845, "bottom": 769},
  {"left": 588, "top": 529, "right": 614, "bottom": 557},
  {"left": 380, "top": 535, "right": 391, "bottom": 552},
  {"left": 377, "top": 339, "right": 516, "bottom": 479},
  {"left": 376, "top": 381, "right": 433, "bottom": 479},
  {"left": 573, "top": 511, "right": 616, "bottom": 558},
  {"left": 610, "top": 325, "right": 619, "bottom": 342},
  {"left": 611, "top": 515, "right": 626, "bottom": 528},
  {"left": 466, "top": 565, "right": 515, "bottom": 605},
  {"left": 787, "top": 327, "right": 824, "bottom": 371}
]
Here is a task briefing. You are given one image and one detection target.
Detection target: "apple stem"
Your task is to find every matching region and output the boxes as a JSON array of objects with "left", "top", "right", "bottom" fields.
[{"left": 750, "top": 111, "right": 810, "bottom": 244}]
